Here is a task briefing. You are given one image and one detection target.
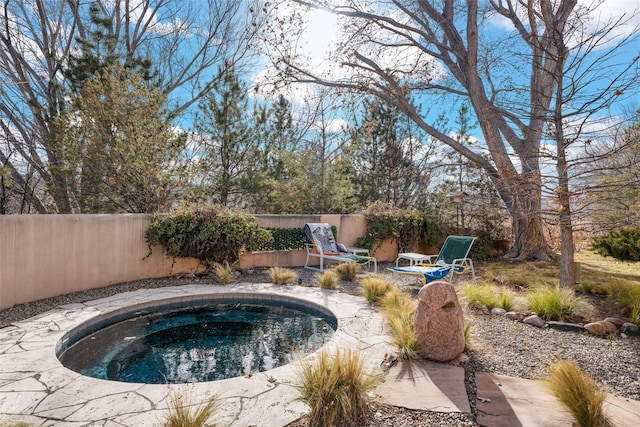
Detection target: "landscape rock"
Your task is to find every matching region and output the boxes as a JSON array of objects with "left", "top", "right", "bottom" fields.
[
  {"left": 621, "top": 322, "right": 639, "bottom": 335},
  {"left": 603, "top": 321, "right": 619, "bottom": 336},
  {"left": 523, "top": 315, "right": 546, "bottom": 328},
  {"left": 585, "top": 321, "right": 607, "bottom": 336},
  {"left": 505, "top": 311, "right": 525, "bottom": 322},
  {"left": 414, "top": 281, "right": 465, "bottom": 362},
  {"left": 546, "top": 321, "right": 587, "bottom": 333},
  {"left": 491, "top": 307, "right": 507, "bottom": 315},
  {"left": 604, "top": 317, "right": 625, "bottom": 327}
]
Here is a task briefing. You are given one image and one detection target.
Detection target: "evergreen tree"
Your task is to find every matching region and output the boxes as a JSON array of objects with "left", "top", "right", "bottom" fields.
[
  {"left": 53, "top": 64, "right": 185, "bottom": 213},
  {"left": 194, "top": 65, "right": 262, "bottom": 207},
  {"left": 64, "top": 2, "right": 154, "bottom": 94},
  {"left": 350, "top": 99, "right": 432, "bottom": 209}
]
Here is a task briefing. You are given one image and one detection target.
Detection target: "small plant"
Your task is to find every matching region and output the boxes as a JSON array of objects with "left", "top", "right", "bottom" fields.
[
  {"left": 460, "top": 281, "right": 501, "bottom": 310},
  {"left": 212, "top": 262, "right": 235, "bottom": 285},
  {"left": 607, "top": 282, "right": 640, "bottom": 316},
  {"left": 315, "top": 270, "right": 338, "bottom": 289},
  {"left": 386, "top": 312, "right": 420, "bottom": 360},
  {"left": 630, "top": 302, "right": 640, "bottom": 326},
  {"left": 379, "top": 286, "right": 417, "bottom": 319},
  {"left": 334, "top": 262, "right": 361, "bottom": 281},
  {"left": 498, "top": 288, "right": 517, "bottom": 312},
  {"left": 360, "top": 277, "right": 391, "bottom": 304},
  {"left": 546, "top": 359, "right": 611, "bottom": 427},
  {"left": 161, "top": 391, "right": 219, "bottom": 427},
  {"left": 463, "top": 322, "right": 474, "bottom": 352},
  {"left": 379, "top": 287, "right": 420, "bottom": 359},
  {"left": 526, "top": 285, "right": 591, "bottom": 321},
  {"left": 268, "top": 266, "right": 298, "bottom": 285},
  {"left": 296, "top": 349, "right": 377, "bottom": 427}
]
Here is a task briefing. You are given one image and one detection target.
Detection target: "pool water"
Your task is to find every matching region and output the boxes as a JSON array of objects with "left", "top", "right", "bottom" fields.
[{"left": 59, "top": 303, "right": 336, "bottom": 383}]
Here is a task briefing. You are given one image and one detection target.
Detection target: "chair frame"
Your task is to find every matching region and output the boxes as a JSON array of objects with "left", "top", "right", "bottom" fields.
[
  {"left": 303, "top": 237, "right": 377, "bottom": 273},
  {"left": 390, "top": 235, "right": 476, "bottom": 283}
]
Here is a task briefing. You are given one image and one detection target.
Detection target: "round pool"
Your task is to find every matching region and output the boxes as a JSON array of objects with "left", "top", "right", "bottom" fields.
[{"left": 57, "top": 295, "right": 337, "bottom": 384}]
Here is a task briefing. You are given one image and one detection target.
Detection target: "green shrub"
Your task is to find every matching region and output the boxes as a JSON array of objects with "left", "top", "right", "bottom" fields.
[
  {"left": 526, "top": 286, "right": 591, "bottom": 321},
  {"left": 546, "top": 359, "right": 611, "bottom": 427},
  {"left": 592, "top": 227, "right": 640, "bottom": 261},
  {"left": 297, "top": 349, "right": 377, "bottom": 427},
  {"left": 356, "top": 202, "right": 442, "bottom": 252},
  {"left": 246, "top": 227, "right": 307, "bottom": 252},
  {"left": 145, "top": 208, "right": 272, "bottom": 265}
]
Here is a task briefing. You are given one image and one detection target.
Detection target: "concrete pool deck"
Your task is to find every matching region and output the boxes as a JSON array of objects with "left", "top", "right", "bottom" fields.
[
  {"left": 1, "top": 283, "right": 639, "bottom": 426},
  {"left": 0, "top": 283, "right": 399, "bottom": 426}
]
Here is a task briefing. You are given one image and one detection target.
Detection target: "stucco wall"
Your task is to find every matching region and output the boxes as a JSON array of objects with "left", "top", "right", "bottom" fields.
[{"left": 1, "top": 214, "right": 394, "bottom": 310}]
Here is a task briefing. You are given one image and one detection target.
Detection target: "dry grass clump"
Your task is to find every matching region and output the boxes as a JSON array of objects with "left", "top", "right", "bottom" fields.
[
  {"left": 211, "top": 262, "right": 235, "bottom": 285},
  {"left": 0, "top": 423, "right": 32, "bottom": 427},
  {"left": 335, "top": 262, "right": 361, "bottom": 281},
  {"left": 296, "top": 349, "right": 377, "bottom": 427},
  {"left": 379, "top": 286, "right": 420, "bottom": 360},
  {"left": 268, "top": 266, "right": 298, "bottom": 285},
  {"left": 463, "top": 322, "right": 474, "bottom": 352},
  {"left": 630, "top": 302, "right": 640, "bottom": 325},
  {"left": 526, "top": 285, "right": 591, "bottom": 321},
  {"left": 315, "top": 270, "right": 339, "bottom": 290},
  {"left": 360, "top": 276, "right": 391, "bottom": 304},
  {"left": 460, "top": 281, "right": 519, "bottom": 312},
  {"left": 546, "top": 359, "right": 612, "bottom": 427},
  {"left": 160, "top": 391, "right": 219, "bottom": 427}
]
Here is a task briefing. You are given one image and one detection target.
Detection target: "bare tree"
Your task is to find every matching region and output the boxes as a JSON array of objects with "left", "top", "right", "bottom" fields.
[
  {"left": 263, "top": 0, "right": 640, "bottom": 261},
  {"left": 0, "top": 0, "right": 262, "bottom": 213},
  {"left": 531, "top": 2, "right": 640, "bottom": 285}
]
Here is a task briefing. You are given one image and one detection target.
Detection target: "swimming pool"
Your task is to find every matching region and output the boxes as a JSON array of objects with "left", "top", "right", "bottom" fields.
[{"left": 57, "top": 294, "right": 337, "bottom": 383}]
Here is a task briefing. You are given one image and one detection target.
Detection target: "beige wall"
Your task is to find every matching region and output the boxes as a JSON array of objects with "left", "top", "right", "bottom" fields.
[{"left": 1, "top": 214, "right": 396, "bottom": 310}]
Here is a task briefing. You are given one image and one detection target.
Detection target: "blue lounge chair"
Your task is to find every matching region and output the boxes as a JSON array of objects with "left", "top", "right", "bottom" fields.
[{"left": 390, "top": 235, "right": 476, "bottom": 283}]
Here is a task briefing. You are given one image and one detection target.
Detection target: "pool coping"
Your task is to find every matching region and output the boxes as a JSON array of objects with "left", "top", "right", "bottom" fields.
[{"left": 0, "top": 283, "right": 395, "bottom": 426}]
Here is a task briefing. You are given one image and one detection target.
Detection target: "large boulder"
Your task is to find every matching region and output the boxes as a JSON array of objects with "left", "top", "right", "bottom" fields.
[{"left": 414, "top": 281, "right": 465, "bottom": 362}]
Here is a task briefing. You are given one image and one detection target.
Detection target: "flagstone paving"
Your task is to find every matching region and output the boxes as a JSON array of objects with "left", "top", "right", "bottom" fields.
[{"left": 0, "top": 283, "right": 638, "bottom": 426}]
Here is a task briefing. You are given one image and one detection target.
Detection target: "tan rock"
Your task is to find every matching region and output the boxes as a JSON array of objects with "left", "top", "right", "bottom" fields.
[
  {"left": 523, "top": 315, "right": 546, "bottom": 328},
  {"left": 603, "top": 321, "right": 619, "bottom": 336},
  {"left": 414, "top": 281, "right": 465, "bottom": 362},
  {"left": 604, "top": 317, "right": 624, "bottom": 327},
  {"left": 585, "top": 321, "right": 607, "bottom": 336}
]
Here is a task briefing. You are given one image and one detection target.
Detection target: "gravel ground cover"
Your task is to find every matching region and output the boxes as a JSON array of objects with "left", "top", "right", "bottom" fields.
[{"left": 1, "top": 263, "right": 638, "bottom": 426}]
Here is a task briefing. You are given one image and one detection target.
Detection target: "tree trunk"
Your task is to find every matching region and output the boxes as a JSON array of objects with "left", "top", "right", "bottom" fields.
[{"left": 507, "top": 202, "right": 553, "bottom": 261}]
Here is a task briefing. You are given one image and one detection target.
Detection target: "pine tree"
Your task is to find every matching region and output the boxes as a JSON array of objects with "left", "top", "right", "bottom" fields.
[
  {"left": 350, "top": 98, "right": 432, "bottom": 209},
  {"left": 194, "top": 65, "right": 261, "bottom": 207}
]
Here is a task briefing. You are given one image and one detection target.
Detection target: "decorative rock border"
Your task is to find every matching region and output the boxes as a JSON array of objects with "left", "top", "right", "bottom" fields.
[{"left": 488, "top": 307, "right": 639, "bottom": 338}]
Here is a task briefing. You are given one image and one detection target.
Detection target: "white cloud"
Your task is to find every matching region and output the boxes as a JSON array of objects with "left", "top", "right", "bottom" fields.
[{"left": 487, "top": 0, "right": 640, "bottom": 48}]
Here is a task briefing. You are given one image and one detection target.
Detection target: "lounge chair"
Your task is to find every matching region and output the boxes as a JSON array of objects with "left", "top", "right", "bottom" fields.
[
  {"left": 302, "top": 223, "right": 377, "bottom": 273},
  {"left": 390, "top": 235, "right": 476, "bottom": 284}
]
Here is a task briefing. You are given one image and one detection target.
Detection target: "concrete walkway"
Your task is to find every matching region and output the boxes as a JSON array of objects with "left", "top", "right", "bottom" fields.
[{"left": 1, "top": 283, "right": 639, "bottom": 426}]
